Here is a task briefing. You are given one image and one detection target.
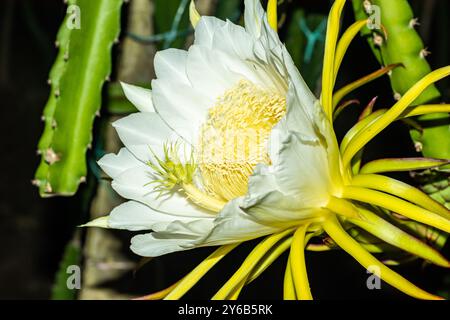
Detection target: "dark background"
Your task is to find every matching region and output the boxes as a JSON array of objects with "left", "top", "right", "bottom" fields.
[{"left": 0, "top": 0, "right": 448, "bottom": 299}]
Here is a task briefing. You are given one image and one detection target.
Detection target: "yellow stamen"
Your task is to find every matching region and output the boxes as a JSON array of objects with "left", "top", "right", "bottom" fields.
[
  {"left": 182, "top": 183, "right": 226, "bottom": 213},
  {"left": 198, "top": 80, "right": 286, "bottom": 201}
]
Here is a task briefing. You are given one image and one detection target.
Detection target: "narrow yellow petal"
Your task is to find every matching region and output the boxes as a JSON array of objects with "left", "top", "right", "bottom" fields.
[
  {"left": 340, "top": 110, "right": 385, "bottom": 153},
  {"left": 321, "top": 0, "right": 347, "bottom": 120},
  {"left": 212, "top": 229, "right": 294, "bottom": 300},
  {"left": 247, "top": 236, "right": 293, "bottom": 283},
  {"left": 360, "top": 158, "right": 450, "bottom": 175},
  {"left": 342, "top": 66, "right": 450, "bottom": 169},
  {"left": 290, "top": 225, "right": 313, "bottom": 300},
  {"left": 342, "top": 186, "right": 450, "bottom": 233},
  {"left": 333, "top": 64, "right": 401, "bottom": 108},
  {"left": 351, "top": 174, "right": 450, "bottom": 218},
  {"left": 228, "top": 236, "right": 293, "bottom": 300},
  {"left": 401, "top": 104, "right": 450, "bottom": 117},
  {"left": 267, "top": 0, "right": 278, "bottom": 32},
  {"left": 164, "top": 243, "right": 239, "bottom": 300},
  {"left": 341, "top": 104, "right": 450, "bottom": 155},
  {"left": 333, "top": 19, "right": 368, "bottom": 81},
  {"left": 284, "top": 255, "right": 297, "bottom": 300},
  {"left": 134, "top": 281, "right": 181, "bottom": 300},
  {"left": 322, "top": 216, "right": 442, "bottom": 300},
  {"left": 349, "top": 206, "right": 449, "bottom": 267},
  {"left": 326, "top": 196, "right": 360, "bottom": 219},
  {"left": 189, "top": 0, "right": 201, "bottom": 28}
]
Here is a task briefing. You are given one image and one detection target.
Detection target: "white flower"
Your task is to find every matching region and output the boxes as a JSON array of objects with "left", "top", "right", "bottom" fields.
[
  {"left": 88, "top": 0, "right": 340, "bottom": 258},
  {"left": 86, "top": 0, "right": 450, "bottom": 300}
]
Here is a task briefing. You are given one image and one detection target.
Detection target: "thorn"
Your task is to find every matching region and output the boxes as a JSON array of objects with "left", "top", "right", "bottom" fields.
[
  {"left": 64, "top": 51, "right": 69, "bottom": 61},
  {"left": 51, "top": 119, "right": 57, "bottom": 129},
  {"left": 54, "top": 88, "right": 60, "bottom": 98},
  {"left": 45, "top": 182, "right": 53, "bottom": 194},
  {"left": 87, "top": 143, "right": 92, "bottom": 150},
  {"left": 363, "top": 0, "right": 372, "bottom": 14},
  {"left": 95, "top": 110, "right": 101, "bottom": 117},
  {"left": 41, "top": 115, "right": 46, "bottom": 122},
  {"left": 414, "top": 142, "right": 423, "bottom": 152},
  {"left": 387, "top": 70, "right": 393, "bottom": 76},
  {"left": 393, "top": 92, "right": 402, "bottom": 101},
  {"left": 373, "top": 34, "right": 383, "bottom": 46},
  {"left": 105, "top": 76, "right": 111, "bottom": 82},
  {"left": 55, "top": 40, "right": 60, "bottom": 48},
  {"left": 44, "top": 148, "right": 61, "bottom": 165},
  {"left": 36, "top": 149, "right": 42, "bottom": 155},
  {"left": 114, "top": 38, "right": 120, "bottom": 44},
  {"left": 47, "top": 79, "right": 52, "bottom": 85},
  {"left": 31, "top": 179, "right": 41, "bottom": 187},
  {"left": 420, "top": 48, "right": 431, "bottom": 58},
  {"left": 79, "top": 176, "right": 87, "bottom": 183},
  {"left": 409, "top": 18, "right": 420, "bottom": 28}
]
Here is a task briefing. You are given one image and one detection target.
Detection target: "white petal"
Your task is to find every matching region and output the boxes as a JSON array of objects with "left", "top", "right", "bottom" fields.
[
  {"left": 112, "top": 112, "right": 174, "bottom": 162},
  {"left": 130, "top": 233, "right": 193, "bottom": 257},
  {"left": 212, "top": 20, "right": 254, "bottom": 60},
  {"left": 81, "top": 216, "right": 109, "bottom": 228},
  {"left": 196, "top": 199, "right": 278, "bottom": 246},
  {"left": 151, "top": 78, "right": 211, "bottom": 144},
  {"left": 111, "top": 165, "right": 215, "bottom": 218},
  {"left": 130, "top": 219, "right": 213, "bottom": 257},
  {"left": 281, "top": 47, "right": 319, "bottom": 123},
  {"left": 194, "top": 16, "right": 226, "bottom": 48},
  {"left": 108, "top": 201, "right": 206, "bottom": 232},
  {"left": 98, "top": 148, "right": 141, "bottom": 179},
  {"left": 154, "top": 49, "right": 190, "bottom": 86},
  {"left": 269, "top": 130, "right": 331, "bottom": 207},
  {"left": 244, "top": 0, "right": 265, "bottom": 38},
  {"left": 120, "top": 82, "right": 154, "bottom": 113},
  {"left": 186, "top": 45, "right": 241, "bottom": 100}
]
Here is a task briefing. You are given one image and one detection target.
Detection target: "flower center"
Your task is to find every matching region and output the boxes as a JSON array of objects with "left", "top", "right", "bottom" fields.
[{"left": 197, "top": 80, "right": 286, "bottom": 201}]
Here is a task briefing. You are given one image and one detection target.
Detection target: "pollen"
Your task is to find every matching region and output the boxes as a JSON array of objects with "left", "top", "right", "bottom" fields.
[{"left": 197, "top": 80, "right": 286, "bottom": 201}]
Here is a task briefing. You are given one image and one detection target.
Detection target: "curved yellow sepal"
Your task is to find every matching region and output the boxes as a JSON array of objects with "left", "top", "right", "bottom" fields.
[
  {"left": 267, "top": 0, "right": 278, "bottom": 32},
  {"left": 189, "top": 0, "right": 201, "bottom": 28}
]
